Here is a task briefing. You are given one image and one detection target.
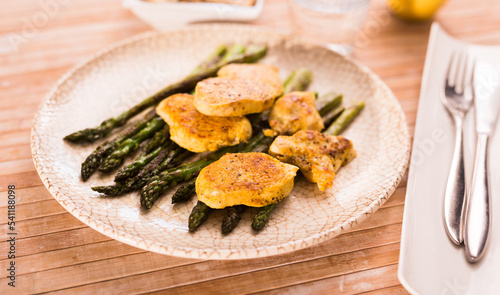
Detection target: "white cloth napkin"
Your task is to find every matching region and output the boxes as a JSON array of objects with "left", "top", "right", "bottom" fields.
[{"left": 398, "top": 22, "right": 500, "bottom": 295}]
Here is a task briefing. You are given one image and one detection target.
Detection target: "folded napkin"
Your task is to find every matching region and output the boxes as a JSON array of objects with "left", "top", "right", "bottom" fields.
[{"left": 399, "top": 22, "right": 500, "bottom": 295}]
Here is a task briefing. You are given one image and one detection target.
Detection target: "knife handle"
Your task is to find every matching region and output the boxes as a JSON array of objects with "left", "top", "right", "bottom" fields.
[
  {"left": 443, "top": 116, "right": 466, "bottom": 245},
  {"left": 464, "top": 133, "right": 491, "bottom": 263}
]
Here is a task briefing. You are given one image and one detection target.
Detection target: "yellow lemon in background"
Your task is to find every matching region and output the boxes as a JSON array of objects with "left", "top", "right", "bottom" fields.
[{"left": 387, "top": 0, "right": 447, "bottom": 21}]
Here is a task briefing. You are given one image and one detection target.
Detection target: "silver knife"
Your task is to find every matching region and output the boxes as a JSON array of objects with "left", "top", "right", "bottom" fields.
[{"left": 464, "top": 61, "right": 500, "bottom": 263}]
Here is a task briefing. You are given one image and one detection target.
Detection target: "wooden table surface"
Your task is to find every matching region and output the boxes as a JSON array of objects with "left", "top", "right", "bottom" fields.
[{"left": 1, "top": 0, "right": 499, "bottom": 293}]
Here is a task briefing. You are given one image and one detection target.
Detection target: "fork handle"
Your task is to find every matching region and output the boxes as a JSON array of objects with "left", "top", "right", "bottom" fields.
[
  {"left": 443, "top": 116, "right": 467, "bottom": 245},
  {"left": 464, "top": 133, "right": 491, "bottom": 263}
]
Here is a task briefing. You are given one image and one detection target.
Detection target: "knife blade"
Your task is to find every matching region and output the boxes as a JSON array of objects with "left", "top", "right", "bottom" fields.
[
  {"left": 464, "top": 61, "right": 500, "bottom": 263},
  {"left": 474, "top": 62, "right": 500, "bottom": 133}
]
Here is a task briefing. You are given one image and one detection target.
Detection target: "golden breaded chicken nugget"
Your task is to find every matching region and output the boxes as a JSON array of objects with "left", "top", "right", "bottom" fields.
[
  {"left": 196, "top": 153, "right": 298, "bottom": 209},
  {"left": 156, "top": 93, "right": 252, "bottom": 153},
  {"left": 268, "top": 130, "right": 356, "bottom": 191}
]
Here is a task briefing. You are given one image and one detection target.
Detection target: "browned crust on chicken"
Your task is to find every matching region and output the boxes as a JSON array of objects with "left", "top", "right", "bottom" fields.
[
  {"left": 156, "top": 93, "right": 252, "bottom": 153},
  {"left": 218, "top": 63, "right": 283, "bottom": 97},
  {"left": 194, "top": 64, "right": 283, "bottom": 117},
  {"left": 196, "top": 153, "right": 298, "bottom": 209},
  {"left": 194, "top": 77, "right": 278, "bottom": 117},
  {"left": 268, "top": 130, "right": 356, "bottom": 191},
  {"left": 268, "top": 91, "right": 324, "bottom": 135}
]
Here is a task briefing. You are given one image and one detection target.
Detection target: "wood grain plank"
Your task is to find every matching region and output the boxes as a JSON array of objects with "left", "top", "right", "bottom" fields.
[
  {"left": 0, "top": 227, "right": 110, "bottom": 258},
  {"left": 349, "top": 207, "right": 403, "bottom": 233},
  {"left": 252, "top": 264, "right": 401, "bottom": 295},
  {"left": 0, "top": 116, "right": 37, "bottom": 131},
  {"left": 0, "top": 212, "right": 85, "bottom": 239},
  {"left": 360, "top": 284, "right": 410, "bottom": 295},
  {"left": 0, "top": 239, "right": 143, "bottom": 276},
  {"left": 0, "top": 252, "right": 199, "bottom": 294},
  {"left": 42, "top": 224, "right": 401, "bottom": 294},
  {"left": 0, "top": 145, "right": 32, "bottom": 162},
  {"left": 0, "top": 1, "right": 146, "bottom": 36},
  {"left": 0, "top": 198, "right": 65, "bottom": 224},
  {"left": 0, "top": 104, "right": 39, "bottom": 122},
  {"left": 146, "top": 243, "right": 400, "bottom": 295},
  {"left": 0, "top": 185, "right": 52, "bottom": 206},
  {"left": 0, "top": 171, "right": 43, "bottom": 191},
  {"left": 0, "top": 158, "right": 35, "bottom": 176},
  {"left": 0, "top": 129, "right": 31, "bottom": 148},
  {"left": 1, "top": 19, "right": 150, "bottom": 77},
  {"left": 0, "top": 67, "right": 68, "bottom": 101}
]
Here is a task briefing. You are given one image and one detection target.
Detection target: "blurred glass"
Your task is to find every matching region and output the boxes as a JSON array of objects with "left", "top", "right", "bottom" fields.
[{"left": 287, "top": 0, "right": 371, "bottom": 55}]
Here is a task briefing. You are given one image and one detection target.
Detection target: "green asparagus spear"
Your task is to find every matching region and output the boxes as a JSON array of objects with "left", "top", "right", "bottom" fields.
[
  {"left": 251, "top": 204, "right": 276, "bottom": 231},
  {"left": 219, "top": 44, "right": 246, "bottom": 64},
  {"left": 92, "top": 144, "right": 175, "bottom": 196},
  {"left": 188, "top": 201, "right": 213, "bottom": 232},
  {"left": 64, "top": 44, "right": 267, "bottom": 143},
  {"left": 322, "top": 106, "right": 345, "bottom": 128},
  {"left": 114, "top": 141, "right": 170, "bottom": 182},
  {"left": 154, "top": 148, "right": 192, "bottom": 175},
  {"left": 80, "top": 110, "right": 157, "bottom": 181},
  {"left": 140, "top": 133, "right": 266, "bottom": 209},
  {"left": 189, "top": 44, "right": 227, "bottom": 76},
  {"left": 283, "top": 68, "right": 312, "bottom": 93},
  {"left": 318, "top": 93, "right": 343, "bottom": 117},
  {"left": 171, "top": 178, "right": 196, "bottom": 204},
  {"left": 143, "top": 125, "right": 169, "bottom": 154},
  {"left": 221, "top": 205, "right": 246, "bottom": 235},
  {"left": 99, "top": 117, "right": 166, "bottom": 172},
  {"left": 252, "top": 136, "right": 275, "bottom": 153},
  {"left": 325, "top": 102, "right": 365, "bottom": 136},
  {"left": 140, "top": 155, "right": 220, "bottom": 209},
  {"left": 129, "top": 147, "right": 190, "bottom": 193}
]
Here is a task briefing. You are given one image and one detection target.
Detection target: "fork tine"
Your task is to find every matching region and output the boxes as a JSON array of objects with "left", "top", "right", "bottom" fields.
[
  {"left": 459, "top": 53, "right": 469, "bottom": 93},
  {"left": 445, "top": 52, "right": 456, "bottom": 87},
  {"left": 453, "top": 52, "right": 464, "bottom": 90},
  {"left": 469, "top": 57, "right": 476, "bottom": 86}
]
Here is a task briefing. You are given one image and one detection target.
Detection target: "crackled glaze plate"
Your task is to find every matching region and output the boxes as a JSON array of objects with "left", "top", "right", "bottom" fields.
[{"left": 31, "top": 24, "right": 410, "bottom": 259}]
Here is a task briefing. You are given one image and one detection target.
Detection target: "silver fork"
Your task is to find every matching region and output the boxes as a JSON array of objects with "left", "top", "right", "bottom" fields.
[{"left": 441, "top": 52, "right": 474, "bottom": 245}]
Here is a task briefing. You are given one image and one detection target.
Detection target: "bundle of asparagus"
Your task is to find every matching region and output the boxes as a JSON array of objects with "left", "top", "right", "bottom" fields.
[
  {"left": 188, "top": 92, "right": 364, "bottom": 234},
  {"left": 251, "top": 102, "right": 364, "bottom": 232},
  {"left": 124, "top": 67, "right": 364, "bottom": 235},
  {"left": 66, "top": 43, "right": 365, "bottom": 237},
  {"left": 138, "top": 69, "right": 313, "bottom": 209},
  {"left": 65, "top": 44, "right": 267, "bottom": 144},
  {"left": 70, "top": 44, "right": 268, "bottom": 183}
]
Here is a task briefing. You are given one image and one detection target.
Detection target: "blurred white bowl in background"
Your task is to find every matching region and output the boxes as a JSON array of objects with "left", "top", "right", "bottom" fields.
[{"left": 123, "top": 0, "right": 264, "bottom": 30}]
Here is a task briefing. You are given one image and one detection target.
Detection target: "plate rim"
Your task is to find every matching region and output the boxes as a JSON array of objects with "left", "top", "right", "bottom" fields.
[{"left": 31, "top": 23, "right": 411, "bottom": 260}]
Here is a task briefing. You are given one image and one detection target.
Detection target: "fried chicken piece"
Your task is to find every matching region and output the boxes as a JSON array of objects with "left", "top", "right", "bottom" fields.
[
  {"left": 156, "top": 93, "right": 251, "bottom": 153},
  {"left": 268, "top": 130, "right": 356, "bottom": 191},
  {"left": 194, "top": 64, "right": 283, "bottom": 116},
  {"left": 196, "top": 153, "right": 298, "bottom": 209},
  {"left": 268, "top": 91, "right": 324, "bottom": 135},
  {"left": 217, "top": 63, "right": 283, "bottom": 98}
]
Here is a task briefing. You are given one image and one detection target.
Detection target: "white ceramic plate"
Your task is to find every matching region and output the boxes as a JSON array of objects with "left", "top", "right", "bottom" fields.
[
  {"left": 399, "top": 23, "right": 500, "bottom": 294},
  {"left": 31, "top": 24, "right": 410, "bottom": 259}
]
